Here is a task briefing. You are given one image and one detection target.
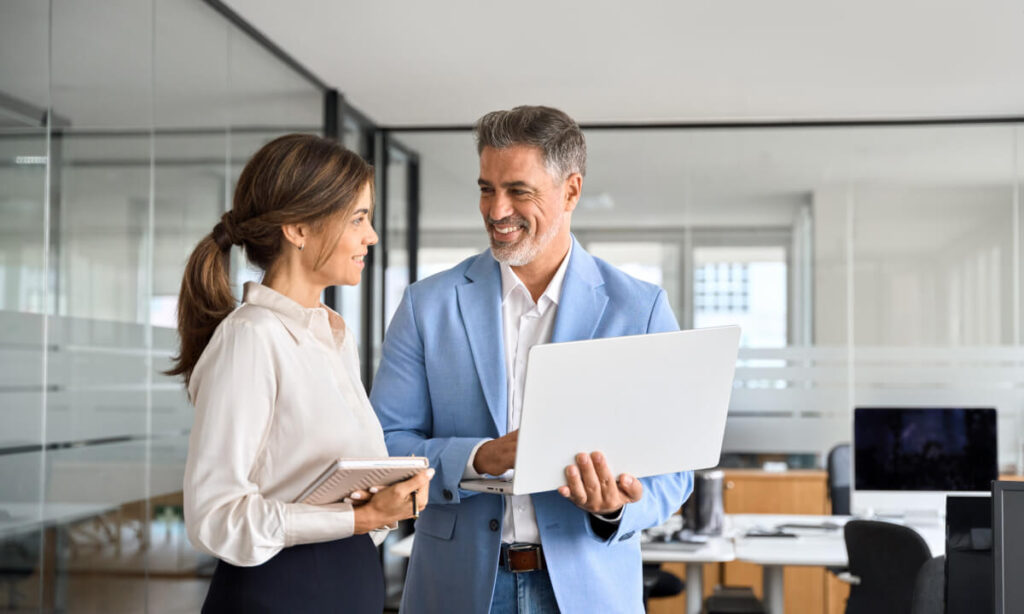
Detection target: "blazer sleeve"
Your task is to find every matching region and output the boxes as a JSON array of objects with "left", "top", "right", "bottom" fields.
[
  {"left": 589, "top": 289, "right": 695, "bottom": 542},
  {"left": 371, "top": 287, "right": 485, "bottom": 505},
  {"left": 183, "top": 320, "right": 357, "bottom": 566}
]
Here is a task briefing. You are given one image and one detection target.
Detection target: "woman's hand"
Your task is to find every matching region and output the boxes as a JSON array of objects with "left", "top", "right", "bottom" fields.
[
  {"left": 344, "top": 488, "right": 379, "bottom": 507},
  {"left": 353, "top": 469, "right": 433, "bottom": 533}
]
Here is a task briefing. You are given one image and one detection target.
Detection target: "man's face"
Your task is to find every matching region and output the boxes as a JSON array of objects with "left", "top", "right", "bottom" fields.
[{"left": 477, "top": 145, "right": 578, "bottom": 267}]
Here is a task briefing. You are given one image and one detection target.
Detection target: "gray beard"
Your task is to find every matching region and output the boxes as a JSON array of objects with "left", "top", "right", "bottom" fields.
[{"left": 490, "top": 216, "right": 562, "bottom": 266}]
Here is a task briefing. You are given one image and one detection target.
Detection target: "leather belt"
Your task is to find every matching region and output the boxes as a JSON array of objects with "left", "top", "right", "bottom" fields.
[{"left": 499, "top": 543, "right": 545, "bottom": 573}]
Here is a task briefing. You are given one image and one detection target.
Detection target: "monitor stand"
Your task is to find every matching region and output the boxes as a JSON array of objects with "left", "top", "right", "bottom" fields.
[
  {"left": 862, "top": 507, "right": 942, "bottom": 527},
  {"left": 902, "top": 509, "right": 941, "bottom": 527}
]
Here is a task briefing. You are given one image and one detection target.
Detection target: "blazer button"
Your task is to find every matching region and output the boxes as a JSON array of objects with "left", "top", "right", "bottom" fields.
[
  {"left": 489, "top": 519, "right": 499, "bottom": 532},
  {"left": 442, "top": 489, "right": 453, "bottom": 501}
]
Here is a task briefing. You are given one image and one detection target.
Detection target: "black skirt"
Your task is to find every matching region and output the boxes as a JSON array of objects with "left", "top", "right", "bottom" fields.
[{"left": 202, "top": 534, "right": 384, "bottom": 614}]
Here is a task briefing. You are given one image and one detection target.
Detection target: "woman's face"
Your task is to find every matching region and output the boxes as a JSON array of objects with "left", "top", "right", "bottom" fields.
[{"left": 317, "top": 183, "right": 377, "bottom": 287}]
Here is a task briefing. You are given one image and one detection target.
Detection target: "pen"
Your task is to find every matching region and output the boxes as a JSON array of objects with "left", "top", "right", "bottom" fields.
[{"left": 412, "top": 491, "right": 419, "bottom": 518}]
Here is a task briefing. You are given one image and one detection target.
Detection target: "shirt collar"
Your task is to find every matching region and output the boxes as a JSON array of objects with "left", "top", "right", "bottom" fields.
[
  {"left": 498, "top": 241, "right": 573, "bottom": 309},
  {"left": 242, "top": 281, "right": 345, "bottom": 345}
]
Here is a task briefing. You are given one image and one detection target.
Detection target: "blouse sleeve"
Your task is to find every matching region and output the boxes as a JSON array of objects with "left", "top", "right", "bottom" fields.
[{"left": 182, "top": 318, "right": 356, "bottom": 567}]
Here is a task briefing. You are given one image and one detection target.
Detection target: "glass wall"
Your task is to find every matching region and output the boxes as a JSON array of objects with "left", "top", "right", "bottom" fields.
[
  {"left": 0, "top": 1, "right": 323, "bottom": 610},
  {"left": 394, "top": 123, "right": 1024, "bottom": 474}
]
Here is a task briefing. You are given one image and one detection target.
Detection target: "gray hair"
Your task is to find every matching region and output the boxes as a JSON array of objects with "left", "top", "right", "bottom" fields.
[{"left": 474, "top": 105, "right": 586, "bottom": 179}]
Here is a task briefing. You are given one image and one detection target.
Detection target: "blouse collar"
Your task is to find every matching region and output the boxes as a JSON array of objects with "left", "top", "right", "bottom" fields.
[{"left": 242, "top": 281, "right": 345, "bottom": 346}]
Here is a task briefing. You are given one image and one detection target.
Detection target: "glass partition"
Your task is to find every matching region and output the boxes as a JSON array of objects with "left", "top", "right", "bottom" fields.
[
  {"left": 0, "top": 1, "right": 51, "bottom": 609},
  {"left": 0, "top": 1, "right": 325, "bottom": 610}
]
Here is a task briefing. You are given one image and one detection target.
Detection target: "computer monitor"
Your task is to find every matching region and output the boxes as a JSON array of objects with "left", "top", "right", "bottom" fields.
[
  {"left": 852, "top": 407, "right": 997, "bottom": 518},
  {"left": 993, "top": 480, "right": 1024, "bottom": 613}
]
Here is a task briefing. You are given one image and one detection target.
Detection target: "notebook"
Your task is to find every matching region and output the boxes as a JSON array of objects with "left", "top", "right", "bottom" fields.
[{"left": 295, "top": 457, "right": 429, "bottom": 505}]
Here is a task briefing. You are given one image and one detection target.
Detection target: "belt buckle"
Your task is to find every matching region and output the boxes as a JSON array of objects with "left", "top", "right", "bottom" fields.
[{"left": 501, "top": 542, "right": 543, "bottom": 573}]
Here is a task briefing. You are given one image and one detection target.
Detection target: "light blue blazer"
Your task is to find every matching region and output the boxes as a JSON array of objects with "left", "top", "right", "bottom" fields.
[{"left": 370, "top": 237, "right": 693, "bottom": 614}]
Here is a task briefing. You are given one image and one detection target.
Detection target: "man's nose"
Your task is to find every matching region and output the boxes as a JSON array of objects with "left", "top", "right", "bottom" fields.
[{"left": 486, "top": 192, "right": 515, "bottom": 221}]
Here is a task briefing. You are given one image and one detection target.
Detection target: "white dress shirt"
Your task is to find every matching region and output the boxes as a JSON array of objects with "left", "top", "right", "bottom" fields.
[
  {"left": 464, "top": 244, "right": 572, "bottom": 544},
  {"left": 183, "top": 282, "right": 389, "bottom": 567}
]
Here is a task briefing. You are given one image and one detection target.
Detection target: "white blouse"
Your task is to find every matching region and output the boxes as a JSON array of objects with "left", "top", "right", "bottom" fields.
[{"left": 183, "top": 282, "right": 389, "bottom": 567}]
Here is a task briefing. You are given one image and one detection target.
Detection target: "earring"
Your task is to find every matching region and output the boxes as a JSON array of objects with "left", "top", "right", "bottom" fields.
[{"left": 298, "top": 244, "right": 304, "bottom": 251}]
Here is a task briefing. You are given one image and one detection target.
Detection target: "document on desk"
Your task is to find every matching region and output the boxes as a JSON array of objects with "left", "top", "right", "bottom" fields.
[{"left": 643, "top": 540, "right": 709, "bottom": 552}]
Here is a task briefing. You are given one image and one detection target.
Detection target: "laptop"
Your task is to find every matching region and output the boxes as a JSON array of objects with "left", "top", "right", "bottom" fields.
[{"left": 459, "top": 326, "right": 740, "bottom": 496}]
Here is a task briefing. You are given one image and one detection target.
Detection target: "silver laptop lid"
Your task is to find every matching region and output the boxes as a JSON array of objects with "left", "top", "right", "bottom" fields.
[{"left": 509, "top": 326, "right": 740, "bottom": 495}]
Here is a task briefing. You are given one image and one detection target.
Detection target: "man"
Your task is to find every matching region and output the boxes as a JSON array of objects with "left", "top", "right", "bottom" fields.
[{"left": 371, "top": 105, "right": 692, "bottom": 613}]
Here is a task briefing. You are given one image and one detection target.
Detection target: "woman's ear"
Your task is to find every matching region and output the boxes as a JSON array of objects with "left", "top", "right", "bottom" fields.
[{"left": 280, "top": 223, "right": 310, "bottom": 250}]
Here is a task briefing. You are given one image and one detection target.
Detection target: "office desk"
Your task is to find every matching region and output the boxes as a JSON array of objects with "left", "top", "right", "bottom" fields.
[
  {"left": 729, "top": 514, "right": 944, "bottom": 614},
  {"left": 0, "top": 502, "right": 115, "bottom": 538},
  {"left": 642, "top": 538, "right": 733, "bottom": 614}
]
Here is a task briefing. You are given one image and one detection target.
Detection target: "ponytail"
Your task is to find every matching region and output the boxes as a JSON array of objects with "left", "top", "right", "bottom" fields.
[
  {"left": 166, "top": 212, "right": 242, "bottom": 386},
  {"left": 167, "top": 133, "right": 374, "bottom": 387}
]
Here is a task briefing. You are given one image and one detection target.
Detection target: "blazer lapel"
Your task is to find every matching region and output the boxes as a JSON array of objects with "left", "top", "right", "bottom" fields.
[
  {"left": 456, "top": 251, "right": 508, "bottom": 435},
  {"left": 551, "top": 237, "right": 609, "bottom": 344}
]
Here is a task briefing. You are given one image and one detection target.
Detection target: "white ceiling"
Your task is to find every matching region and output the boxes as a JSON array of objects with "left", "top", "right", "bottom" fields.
[{"left": 226, "top": 0, "right": 1024, "bottom": 126}]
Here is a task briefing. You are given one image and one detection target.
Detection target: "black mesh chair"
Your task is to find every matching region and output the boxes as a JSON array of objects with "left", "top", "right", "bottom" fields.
[
  {"left": 911, "top": 555, "right": 945, "bottom": 614},
  {"left": 844, "top": 520, "right": 932, "bottom": 614},
  {"left": 826, "top": 443, "right": 852, "bottom": 581},
  {"left": 827, "top": 443, "right": 851, "bottom": 515},
  {"left": 642, "top": 563, "right": 684, "bottom": 610}
]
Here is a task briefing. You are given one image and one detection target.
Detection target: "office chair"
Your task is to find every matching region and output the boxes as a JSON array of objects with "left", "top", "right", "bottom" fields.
[
  {"left": 641, "top": 563, "right": 684, "bottom": 610},
  {"left": 827, "top": 443, "right": 851, "bottom": 515},
  {"left": 0, "top": 533, "right": 40, "bottom": 610},
  {"left": 843, "top": 520, "right": 932, "bottom": 614},
  {"left": 910, "top": 555, "right": 945, "bottom": 614},
  {"left": 825, "top": 443, "right": 852, "bottom": 581}
]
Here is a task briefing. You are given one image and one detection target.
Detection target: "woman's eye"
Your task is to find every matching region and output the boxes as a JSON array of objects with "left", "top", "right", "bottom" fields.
[{"left": 352, "top": 216, "right": 364, "bottom": 226}]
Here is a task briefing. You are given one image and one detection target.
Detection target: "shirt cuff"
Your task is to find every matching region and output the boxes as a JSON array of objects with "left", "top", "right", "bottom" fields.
[
  {"left": 462, "top": 439, "right": 492, "bottom": 479},
  {"left": 283, "top": 501, "right": 355, "bottom": 547},
  {"left": 591, "top": 507, "right": 624, "bottom": 524}
]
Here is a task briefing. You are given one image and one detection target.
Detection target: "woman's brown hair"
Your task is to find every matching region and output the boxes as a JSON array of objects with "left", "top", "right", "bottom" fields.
[{"left": 167, "top": 133, "right": 374, "bottom": 386}]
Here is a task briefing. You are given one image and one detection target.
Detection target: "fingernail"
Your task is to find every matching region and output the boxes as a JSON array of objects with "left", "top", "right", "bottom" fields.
[
  {"left": 426, "top": 468, "right": 435, "bottom": 478},
  {"left": 351, "top": 492, "right": 363, "bottom": 500},
  {"left": 579, "top": 454, "right": 590, "bottom": 465},
  {"left": 593, "top": 451, "right": 604, "bottom": 463},
  {"left": 622, "top": 475, "right": 633, "bottom": 486},
  {"left": 567, "top": 466, "right": 578, "bottom": 477},
  {"left": 558, "top": 487, "right": 569, "bottom": 497},
  {"left": 369, "top": 487, "right": 379, "bottom": 494}
]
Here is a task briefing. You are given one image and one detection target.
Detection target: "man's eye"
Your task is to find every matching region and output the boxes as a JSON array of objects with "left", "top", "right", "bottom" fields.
[{"left": 510, "top": 189, "right": 528, "bottom": 196}]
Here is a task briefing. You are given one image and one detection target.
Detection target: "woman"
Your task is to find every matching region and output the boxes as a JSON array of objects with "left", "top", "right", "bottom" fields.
[{"left": 170, "top": 134, "right": 430, "bottom": 613}]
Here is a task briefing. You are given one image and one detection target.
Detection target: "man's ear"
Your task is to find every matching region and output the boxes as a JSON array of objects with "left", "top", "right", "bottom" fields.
[
  {"left": 280, "top": 223, "right": 309, "bottom": 249},
  {"left": 564, "top": 173, "right": 582, "bottom": 213}
]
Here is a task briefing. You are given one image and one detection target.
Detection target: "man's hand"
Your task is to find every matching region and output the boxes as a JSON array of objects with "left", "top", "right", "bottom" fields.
[
  {"left": 473, "top": 430, "right": 519, "bottom": 476},
  {"left": 557, "top": 451, "right": 643, "bottom": 515}
]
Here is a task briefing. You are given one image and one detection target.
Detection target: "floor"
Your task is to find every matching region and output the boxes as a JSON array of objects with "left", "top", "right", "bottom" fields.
[{"left": 1, "top": 514, "right": 211, "bottom": 613}]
